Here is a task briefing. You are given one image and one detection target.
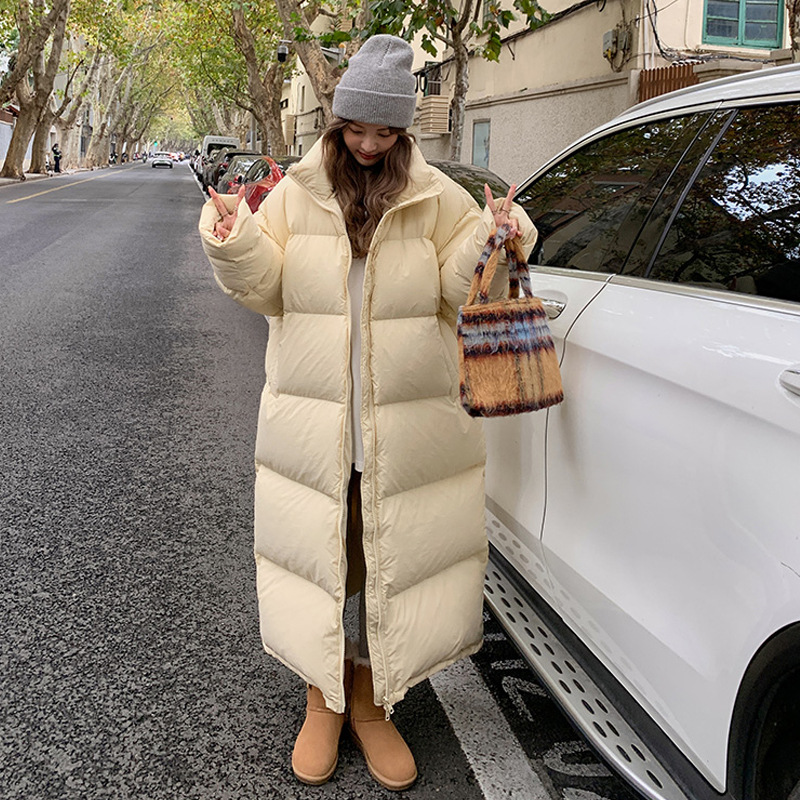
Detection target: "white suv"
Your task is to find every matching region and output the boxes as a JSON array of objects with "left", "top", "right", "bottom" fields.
[{"left": 484, "top": 63, "right": 800, "bottom": 800}]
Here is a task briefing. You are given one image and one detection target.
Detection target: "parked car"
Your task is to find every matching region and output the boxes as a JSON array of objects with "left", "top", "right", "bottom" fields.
[
  {"left": 200, "top": 134, "right": 240, "bottom": 164},
  {"left": 216, "top": 154, "right": 261, "bottom": 194},
  {"left": 428, "top": 159, "right": 509, "bottom": 205},
  {"left": 151, "top": 152, "right": 173, "bottom": 169},
  {"left": 203, "top": 148, "right": 259, "bottom": 192},
  {"left": 241, "top": 155, "right": 301, "bottom": 212},
  {"left": 482, "top": 63, "right": 800, "bottom": 800}
]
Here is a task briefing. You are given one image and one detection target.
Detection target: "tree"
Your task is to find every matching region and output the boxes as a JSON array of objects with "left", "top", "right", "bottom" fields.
[
  {"left": 0, "top": 0, "right": 70, "bottom": 107},
  {"left": 51, "top": 43, "right": 101, "bottom": 170},
  {"left": 230, "top": 2, "right": 286, "bottom": 154},
  {"left": 29, "top": 35, "right": 90, "bottom": 172},
  {"left": 271, "top": 0, "right": 371, "bottom": 125},
  {"left": 0, "top": 0, "right": 70, "bottom": 178},
  {"left": 368, "top": 0, "right": 549, "bottom": 161},
  {"left": 788, "top": 0, "right": 799, "bottom": 62},
  {"left": 168, "top": 1, "right": 261, "bottom": 147}
]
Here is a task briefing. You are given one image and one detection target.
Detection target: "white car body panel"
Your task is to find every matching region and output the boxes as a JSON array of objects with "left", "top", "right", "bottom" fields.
[
  {"left": 484, "top": 271, "right": 609, "bottom": 604},
  {"left": 516, "top": 277, "right": 800, "bottom": 787},
  {"left": 484, "top": 62, "right": 800, "bottom": 795}
]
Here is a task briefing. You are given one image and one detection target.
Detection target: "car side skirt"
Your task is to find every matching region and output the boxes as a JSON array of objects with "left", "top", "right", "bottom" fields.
[{"left": 485, "top": 544, "right": 735, "bottom": 800}]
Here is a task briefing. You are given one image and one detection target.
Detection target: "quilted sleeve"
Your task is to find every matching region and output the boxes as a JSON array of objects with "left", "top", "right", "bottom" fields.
[
  {"left": 435, "top": 180, "right": 537, "bottom": 324},
  {"left": 198, "top": 180, "right": 291, "bottom": 316}
]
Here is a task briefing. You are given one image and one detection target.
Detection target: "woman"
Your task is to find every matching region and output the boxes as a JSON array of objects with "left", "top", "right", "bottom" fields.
[{"left": 199, "top": 34, "right": 536, "bottom": 791}]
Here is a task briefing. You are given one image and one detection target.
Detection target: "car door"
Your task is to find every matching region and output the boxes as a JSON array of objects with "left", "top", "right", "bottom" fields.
[
  {"left": 485, "top": 111, "right": 715, "bottom": 605},
  {"left": 540, "top": 101, "right": 800, "bottom": 787}
]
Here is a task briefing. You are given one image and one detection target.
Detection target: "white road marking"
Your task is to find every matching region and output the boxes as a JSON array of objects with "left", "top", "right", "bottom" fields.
[{"left": 429, "top": 658, "right": 550, "bottom": 799}]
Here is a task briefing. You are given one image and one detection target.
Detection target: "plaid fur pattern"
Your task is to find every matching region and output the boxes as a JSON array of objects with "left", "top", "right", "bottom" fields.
[{"left": 458, "top": 225, "right": 564, "bottom": 417}]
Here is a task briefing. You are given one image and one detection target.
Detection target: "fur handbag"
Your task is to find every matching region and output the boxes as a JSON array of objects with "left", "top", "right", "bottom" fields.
[{"left": 457, "top": 224, "right": 564, "bottom": 417}]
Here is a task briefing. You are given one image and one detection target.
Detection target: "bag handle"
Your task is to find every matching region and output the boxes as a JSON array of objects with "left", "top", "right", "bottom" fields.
[{"left": 465, "top": 223, "right": 534, "bottom": 306}]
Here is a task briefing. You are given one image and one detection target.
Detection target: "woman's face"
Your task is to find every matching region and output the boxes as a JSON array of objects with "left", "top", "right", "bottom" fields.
[{"left": 343, "top": 122, "right": 399, "bottom": 167}]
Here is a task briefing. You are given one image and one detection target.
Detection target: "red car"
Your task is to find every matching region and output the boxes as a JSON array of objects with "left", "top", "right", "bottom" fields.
[{"left": 242, "top": 155, "right": 301, "bottom": 214}]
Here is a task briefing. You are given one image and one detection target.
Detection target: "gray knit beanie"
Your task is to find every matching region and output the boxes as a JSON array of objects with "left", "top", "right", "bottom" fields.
[{"left": 332, "top": 35, "right": 416, "bottom": 129}]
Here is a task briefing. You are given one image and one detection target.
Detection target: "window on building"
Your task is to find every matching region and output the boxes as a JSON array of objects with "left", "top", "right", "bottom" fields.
[
  {"left": 704, "top": 0, "right": 783, "bottom": 48},
  {"left": 422, "top": 62, "right": 441, "bottom": 97},
  {"left": 299, "top": 85, "right": 305, "bottom": 113},
  {"left": 472, "top": 121, "right": 491, "bottom": 170}
]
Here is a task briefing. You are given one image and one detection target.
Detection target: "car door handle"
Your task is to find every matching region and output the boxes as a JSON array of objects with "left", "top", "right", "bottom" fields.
[
  {"left": 539, "top": 298, "right": 566, "bottom": 319},
  {"left": 779, "top": 368, "right": 800, "bottom": 397}
]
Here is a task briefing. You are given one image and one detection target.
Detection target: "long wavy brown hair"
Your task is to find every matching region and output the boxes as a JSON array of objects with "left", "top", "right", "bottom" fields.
[{"left": 322, "top": 118, "right": 414, "bottom": 258}]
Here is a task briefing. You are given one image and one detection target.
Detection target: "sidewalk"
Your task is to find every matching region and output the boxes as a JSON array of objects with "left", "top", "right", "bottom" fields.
[
  {"left": 0, "top": 172, "right": 51, "bottom": 188},
  {"left": 0, "top": 167, "right": 94, "bottom": 189}
]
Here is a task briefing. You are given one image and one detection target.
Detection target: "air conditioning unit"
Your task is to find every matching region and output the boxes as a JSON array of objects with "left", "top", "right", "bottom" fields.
[{"left": 419, "top": 95, "right": 450, "bottom": 134}]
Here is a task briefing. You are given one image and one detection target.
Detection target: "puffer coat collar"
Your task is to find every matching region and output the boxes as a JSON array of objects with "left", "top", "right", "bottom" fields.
[{"left": 287, "top": 138, "right": 444, "bottom": 210}]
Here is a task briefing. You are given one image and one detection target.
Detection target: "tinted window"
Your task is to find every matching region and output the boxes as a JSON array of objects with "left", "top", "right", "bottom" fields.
[
  {"left": 245, "top": 159, "right": 271, "bottom": 182},
  {"left": 516, "top": 115, "right": 708, "bottom": 272},
  {"left": 647, "top": 104, "right": 800, "bottom": 303},
  {"left": 622, "top": 111, "right": 731, "bottom": 277}
]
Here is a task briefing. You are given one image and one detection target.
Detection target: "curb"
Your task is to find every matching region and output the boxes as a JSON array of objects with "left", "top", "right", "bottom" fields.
[{"left": 0, "top": 172, "right": 51, "bottom": 188}]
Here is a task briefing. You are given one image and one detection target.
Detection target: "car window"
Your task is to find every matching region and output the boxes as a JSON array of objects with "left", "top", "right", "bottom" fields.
[
  {"left": 515, "top": 114, "right": 710, "bottom": 272},
  {"left": 245, "top": 159, "right": 270, "bottom": 182},
  {"left": 646, "top": 103, "right": 800, "bottom": 303},
  {"left": 228, "top": 156, "right": 257, "bottom": 173}
]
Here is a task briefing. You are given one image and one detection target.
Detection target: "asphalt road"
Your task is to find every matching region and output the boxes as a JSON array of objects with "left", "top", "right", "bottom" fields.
[{"left": 0, "top": 163, "right": 639, "bottom": 800}]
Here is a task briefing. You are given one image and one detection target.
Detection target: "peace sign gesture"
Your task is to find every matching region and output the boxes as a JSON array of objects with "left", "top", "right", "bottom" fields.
[
  {"left": 484, "top": 182, "right": 520, "bottom": 238},
  {"left": 209, "top": 185, "right": 246, "bottom": 241}
]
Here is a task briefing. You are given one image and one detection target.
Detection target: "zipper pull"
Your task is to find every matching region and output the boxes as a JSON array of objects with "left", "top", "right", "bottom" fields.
[{"left": 382, "top": 697, "right": 395, "bottom": 721}]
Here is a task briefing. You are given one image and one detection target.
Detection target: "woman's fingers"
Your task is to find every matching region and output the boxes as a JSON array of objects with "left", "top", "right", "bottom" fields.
[
  {"left": 209, "top": 186, "right": 229, "bottom": 219},
  {"left": 502, "top": 184, "right": 517, "bottom": 213},
  {"left": 484, "top": 183, "right": 497, "bottom": 214}
]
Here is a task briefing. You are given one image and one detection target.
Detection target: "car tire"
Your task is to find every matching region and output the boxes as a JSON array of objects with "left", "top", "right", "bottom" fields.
[{"left": 749, "top": 676, "right": 800, "bottom": 800}]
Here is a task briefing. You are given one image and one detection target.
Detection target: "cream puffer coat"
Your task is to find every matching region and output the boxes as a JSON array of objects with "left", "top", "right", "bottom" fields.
[{"left": 199, "top": 140, "right": 536, "bottom": 714}]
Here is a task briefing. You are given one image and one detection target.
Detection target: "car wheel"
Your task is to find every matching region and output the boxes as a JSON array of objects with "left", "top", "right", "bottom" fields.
[{"left": 747, "top": 672, "right": 800, "bottom": 800}]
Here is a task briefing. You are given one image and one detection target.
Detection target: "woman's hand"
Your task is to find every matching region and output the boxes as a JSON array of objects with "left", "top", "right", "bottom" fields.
[
  {"left": 209, "top": 186, "right": 246, "bottom": 241},
  {"left": 484, "top": 183, "right": 520, "bottom": 238}
]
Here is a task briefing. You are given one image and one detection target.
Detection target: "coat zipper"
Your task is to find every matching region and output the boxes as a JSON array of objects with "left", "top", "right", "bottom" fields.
[{"left": 289, "top": 172, "right": 443, "bottom": 714}]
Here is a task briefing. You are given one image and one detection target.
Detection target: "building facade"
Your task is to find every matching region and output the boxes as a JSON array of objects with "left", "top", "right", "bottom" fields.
[{"left": 280, "top": 0, "right": 793, "bottom": 184}]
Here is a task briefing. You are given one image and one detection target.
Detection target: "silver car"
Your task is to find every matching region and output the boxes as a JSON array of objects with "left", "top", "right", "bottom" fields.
[{"left": 150, "top": 152, "right": 173, "bottom": 169}]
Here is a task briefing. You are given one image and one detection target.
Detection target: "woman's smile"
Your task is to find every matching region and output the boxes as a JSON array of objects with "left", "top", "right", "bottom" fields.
[{"left": 343, "top": 122, "right": 399, "bottom": 167}]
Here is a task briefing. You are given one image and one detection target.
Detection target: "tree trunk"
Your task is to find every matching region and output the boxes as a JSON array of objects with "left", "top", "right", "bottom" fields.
[
  {"left": 0, "top": 0, "right": 70, "bottom": 107},
  {"left": 448, "top": 38, "right": 469, "bottom": 162},
  {"left": 30, "top": 108, "right": 54, "bottom": 173},
  {"left": 52, "top": 46, "right": 102, "bottom": 171},
  {"left": 272, "top": 0, "right": 343, "bottom": 125},
  {"left": 85, "top": 59, "right": 115, "bottom": 168},
  {"left": 0, "top": 100, "right": 37, "bottom": 179},
  {"left": 0, "top": 1, "right": 69, "bottom": 178},
  {"left": 231, "top": 6, "right": 288, "bottom": 155},
  {"left": 788, "top": 0, "right": 799, "bottom": 61},
  {"left": 264, "top": 64, "right": 287, "bottom": 155},
  {"left": 58, "top": 116, "right": 83, "bottom": 169}
]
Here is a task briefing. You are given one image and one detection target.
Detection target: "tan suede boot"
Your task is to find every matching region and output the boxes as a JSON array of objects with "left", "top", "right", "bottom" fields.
[
  {"left": 291, "top": 663, "right": 352, "bottom": 785},
  {"left": 348, "top": 664, "right": 418, "bottom": 791}
]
